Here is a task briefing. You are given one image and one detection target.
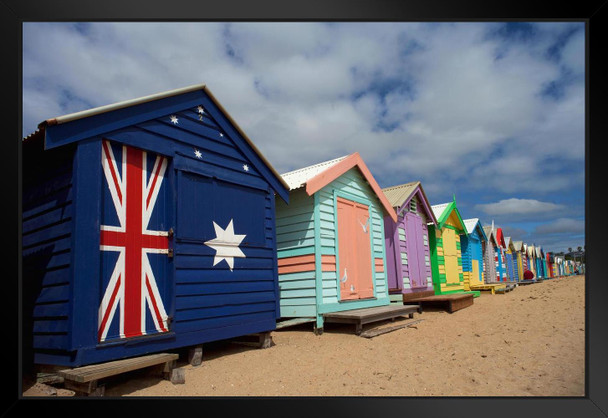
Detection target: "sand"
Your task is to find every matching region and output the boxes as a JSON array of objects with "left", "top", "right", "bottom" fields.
[{"left": 22, "top": 275, "right": 585, "bottom": 397}]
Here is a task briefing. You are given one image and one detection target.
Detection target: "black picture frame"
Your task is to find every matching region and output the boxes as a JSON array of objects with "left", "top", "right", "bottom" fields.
[{"left": 8, "top": 1, "right": 605, "bottom": 416}]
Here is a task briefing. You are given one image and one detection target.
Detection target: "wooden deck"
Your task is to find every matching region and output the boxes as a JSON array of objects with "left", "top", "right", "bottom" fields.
[
  {"left": 402, "top": 293, "right": 474, "bottom": 313},
  {"left": 495, "top": 283, "right": 517, "bottom": 293},
  {"left": 469, "top": 283, "right": 507, "bottom": 295},
  {"left": 322, "top": 304, "right": 421, "bottom": 335},
  {"left": 57, "top": 353, "right": 180, "bottom": 396}
]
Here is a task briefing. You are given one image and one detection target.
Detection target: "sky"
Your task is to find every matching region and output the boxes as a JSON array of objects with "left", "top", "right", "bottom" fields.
[{"left": 21, "top": 22, "right": 585, "bottom": 254}]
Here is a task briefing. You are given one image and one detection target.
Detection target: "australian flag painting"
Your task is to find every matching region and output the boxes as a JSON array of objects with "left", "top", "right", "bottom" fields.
[{"left": 99, "top": 140, "right": 172, "bottom": 343}]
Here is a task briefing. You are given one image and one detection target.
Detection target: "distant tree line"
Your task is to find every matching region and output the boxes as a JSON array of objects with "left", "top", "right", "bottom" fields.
[{"left": 555, "top": 245, "right": 585, "bottom": 263}]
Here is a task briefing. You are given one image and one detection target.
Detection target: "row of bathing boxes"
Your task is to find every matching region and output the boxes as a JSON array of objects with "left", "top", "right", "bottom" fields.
[{"left": 22, "top": 84, "right": 569, "bottom": 369}]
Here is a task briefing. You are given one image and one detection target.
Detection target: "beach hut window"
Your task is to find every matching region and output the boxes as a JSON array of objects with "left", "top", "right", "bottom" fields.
[
  {"left": 423, "top": 233, "right": 428, "bottom": 246},
  {"left": 398, "top": 227, "right": 406, "bottom": 242},
  {"left": 409, "top": 199, "right": 417, "bottom": 213}
]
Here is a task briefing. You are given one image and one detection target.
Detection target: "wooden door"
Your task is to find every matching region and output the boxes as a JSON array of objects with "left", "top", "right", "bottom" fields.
[
  {"left": 99, "top": 140, "right": 172, "bottom": 343},
  {"left": 483, "top": 242, "right": 496, "bottom": 283},
  {"left": 337, "top": 197, "right": 374, "bottom": 300},
  {"left": 353, "top": 204, "right": 374, "bottom": 298},
  {"left": 442, "top": 228, "right": 459, "bottom": 285},
  {"left": 471, "top": 259, "right": 480, "bottom": 286},
  {"left": 405, "top": 213, "right": 427, "bottom": 289}
]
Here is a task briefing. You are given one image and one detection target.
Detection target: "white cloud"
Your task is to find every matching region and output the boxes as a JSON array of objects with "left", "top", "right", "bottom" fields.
[
  {"left": 560, "top": 28, "right": 585, "bottom": 77},
  {"left": 21, "top": 22, "right": 585, "bottom": 200},
  {"left": 475, "top": 198, "right": 564, "bottom": 216},
  {"left": 535, "top": 218, "right": 585, "bottom": 235}
]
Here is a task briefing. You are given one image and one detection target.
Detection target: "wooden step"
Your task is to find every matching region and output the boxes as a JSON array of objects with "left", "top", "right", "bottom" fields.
[
  {"left": 323, "top": 304, "right": 420, "bottom": 335},
  {"left": 57, "top": 353, "right": 180, "bottom": 396},
  {"left": 403, "top": 293, "right": 474, "bottom": 313},
  {"left": 360, "top": 318, "right": 425, "bottom": 338}
]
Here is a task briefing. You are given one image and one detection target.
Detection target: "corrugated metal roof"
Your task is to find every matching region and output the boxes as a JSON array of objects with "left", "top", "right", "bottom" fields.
[
  {"left": 21, "top": 83, "right": 291, "bottom": 193},
  {"left": 381, "top": 181, "right": 420, "bottom": 208},
  {"left": 24, "top": 84, "right": 210, "bottom": 140},
  {"left": 430, "top": 202, "right": 450, "bottom": 220},
  {"left": 463, "top": 218, "right": 480, "bottom": 235},
  {"left": 50, "top": 83, "right": 209, "bottom": 126},
  {"left": 483, "top": 226, "right": 497, "bottom": 244},
  {"left": 280, "top": 155, "right": 349, "bottom": 190},
  {"left": 23, "top": 128, "right": 43, "bottom": 142}
]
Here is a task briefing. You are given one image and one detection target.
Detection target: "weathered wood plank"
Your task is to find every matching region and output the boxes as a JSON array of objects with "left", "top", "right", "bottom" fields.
[
  {"left": 275, "top": 317, "right": 316, "bottom": 329},
  {"left": 360, "top": 319, "right": 425, "bottom": 338},
  {"left": 323, "top": 304, "right": 418, "bottom": 320},
  {"left": 57, "top": 353, "right": 179, "bottom": 383},
  {"left": 323, "top": 304, "right": 420, "bottom": 335}
]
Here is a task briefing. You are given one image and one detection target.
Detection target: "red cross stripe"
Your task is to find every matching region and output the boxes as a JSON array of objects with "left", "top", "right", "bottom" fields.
[{"left": 98, "top": 140, "right": 169, "bottom": 342}]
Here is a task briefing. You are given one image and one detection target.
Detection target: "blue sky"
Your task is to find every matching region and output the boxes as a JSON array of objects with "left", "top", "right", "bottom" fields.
[{"left": 22, "top": 22, "right": 585, "bottom": 253}]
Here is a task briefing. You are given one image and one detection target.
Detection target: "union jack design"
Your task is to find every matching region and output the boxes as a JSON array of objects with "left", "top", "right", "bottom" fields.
[{"left": 98, "top": 140, "right": 170, "bottom": 342}]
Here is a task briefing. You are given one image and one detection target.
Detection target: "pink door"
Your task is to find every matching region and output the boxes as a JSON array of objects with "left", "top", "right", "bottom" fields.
[{"left": 337, "top": 197, "right": 374, "bottom": 300}]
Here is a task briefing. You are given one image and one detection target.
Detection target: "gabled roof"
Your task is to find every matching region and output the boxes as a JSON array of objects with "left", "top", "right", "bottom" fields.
[
  {"left": 24, "top": 83, "right": 290, "bottom": 201},
  {"left": 381, "top": 181, "right": 437, "bottom": 225},
  {"left": 495, "top": 227, "right": 506, "bottom": 248},
  {"left": 482, "top": 226, "right": 496, "bottom": 245},
  {"left": 527, "top": 245, "right": 536, "bottom": 257},
  {"left": 463, "top": 218, "right": 487, "bottom": 241},
  {"left": 430, "top": 197, "right": 467, "bottom": 234},
  {"left": 536, "top": 247, "right": 544, "bottom": 257},
  {"left": 281, "top": 155, "right": 348, "bottom": 190},
  {"left": 505, "top": 237, "right": 516, "bottom": 252},
  {"left": 281, "top": 152, "right": 397, "bottom": 222},
  {"left": 513, "top": 241, "right": 524, "bottom": 252}
]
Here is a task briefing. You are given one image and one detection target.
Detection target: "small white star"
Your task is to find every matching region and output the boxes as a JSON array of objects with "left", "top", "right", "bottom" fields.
[
  {"left": 170, "top": 115, "right": 179, "bottom": 124},
  {"left": 243, "top": 164, "right": 249, "bottom": 172},
  {"left": 197, "top": 106, "right": 204, "bottom": 114},
  {"left": 194, "top": 149, "right": 202, "bottom": 159},
  {"left": 219, "top": 132, "right": 224, "bottom": 137}
]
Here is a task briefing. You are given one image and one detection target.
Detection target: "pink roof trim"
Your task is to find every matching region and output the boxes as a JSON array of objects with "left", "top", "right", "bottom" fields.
[{"left": 305, "top": 152, "right": 398, "bottom": 222}]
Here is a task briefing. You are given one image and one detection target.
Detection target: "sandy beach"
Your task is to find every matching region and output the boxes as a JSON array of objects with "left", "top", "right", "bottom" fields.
[{"left": 23, "top": 274, "right": 585, "bottom": 397}]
